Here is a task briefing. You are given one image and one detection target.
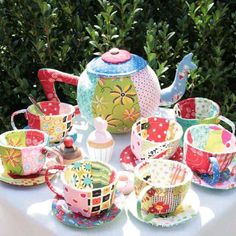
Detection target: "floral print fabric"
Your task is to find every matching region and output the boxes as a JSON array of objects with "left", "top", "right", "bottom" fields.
[{"left": 92, "top": 76, "right": 140, "bottom": 133}]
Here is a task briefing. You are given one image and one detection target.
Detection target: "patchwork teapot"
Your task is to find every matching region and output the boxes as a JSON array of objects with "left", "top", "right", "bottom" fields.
[{"left": 38, "top": 48, "right": 196, "bottom": 133}]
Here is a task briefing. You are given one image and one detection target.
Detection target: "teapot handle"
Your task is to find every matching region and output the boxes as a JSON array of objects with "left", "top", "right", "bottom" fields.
[{"left": 37, "top": 69, "right": 80, "bottom": 114}]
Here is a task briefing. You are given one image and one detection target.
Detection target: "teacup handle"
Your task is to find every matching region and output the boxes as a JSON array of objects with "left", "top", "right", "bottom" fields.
[
  {"left": 45, "top": 165, "right": 65, "bottom": 199},
  {"left": 218, "top": 115, "right": 235, "bottom": 134},
  {"left": 136, "top": 185, "right": 156, "bottom": 222},
  {"left": 201, "top": 157, "right": 220, "bottom": 186},
  {"left": 11, "top": 109, "right": 27, "bottom": 130},
  {"left": 43, "top": 146, "right": 64, "bottom": 165}
]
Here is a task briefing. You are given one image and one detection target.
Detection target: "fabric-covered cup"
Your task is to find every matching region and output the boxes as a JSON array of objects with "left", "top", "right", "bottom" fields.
[
  {"left": 134, "top": 159, "right": 192, "bottom": 220},
  {"left": 11, "top": 101, "right": 75, "bottom": 143},
  {"left": 131, "top": 117, "right": 183, "bottom": 161},
  {"left": 45, "top": 160, "right": 118, "bottom": 218},
  {"left": 183, "top": 124, "right": 236, "bottom": 185},
  {"left": 173, "top": 98, "right": 235, "bottom": 143},
  {"left": 0, "top": 129, "right": 63, "bottom": 176}
]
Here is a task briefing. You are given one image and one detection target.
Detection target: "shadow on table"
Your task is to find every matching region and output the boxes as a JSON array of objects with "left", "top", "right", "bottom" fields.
[{"left": 26, "top": 198, "right": 128, "bottom": 236}]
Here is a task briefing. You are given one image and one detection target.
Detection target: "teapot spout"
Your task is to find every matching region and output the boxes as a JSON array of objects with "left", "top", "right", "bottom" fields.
[{"left": 160, "top": 53, "right": 197, "bottom": 107}]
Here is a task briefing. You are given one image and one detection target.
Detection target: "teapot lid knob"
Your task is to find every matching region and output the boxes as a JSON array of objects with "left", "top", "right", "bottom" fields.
[
  {"left": 110, "top": 48, "right": 120, "bottom": 55},
  {"left": 102, "top": 48, "right": 131, "bottom": 64}
]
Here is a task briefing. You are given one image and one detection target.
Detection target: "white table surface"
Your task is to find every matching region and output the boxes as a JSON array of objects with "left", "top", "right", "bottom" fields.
[{"left": 1, "top": 114, "right": 236, "bottom": 236}]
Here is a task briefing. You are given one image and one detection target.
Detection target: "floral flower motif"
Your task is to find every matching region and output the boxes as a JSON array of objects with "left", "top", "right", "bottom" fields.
[
  {"left": 104, "top": 114, "right": 122, "bottom": 128},
  {"left": 92, "top": 95, "right": 107, "bottom": 111},
  {"left": 184, "top": 107, "right": 196, "bottom": 119},
  {"left": 83, "top": 162, "right": 92, "bottom": 172},
  {"left": 98, "top": 78, "right": 106, "bottom": 86},
  {"left": 1, "top": 148, "right": 21, "bottom": 168},
  {"left": 72, "top": 173, "right": 79, "bottom": 187},
  {"left": 7, "top": 136, "right": 22, "bottom": 147},
  {"left": 123, "top": 108, "right": 140, "bottom": 121},
  {"left": 72, "top": 162, "right": 81, "bottom": 170},
  {"left": 110, "top": 85, "right": 136, "bottom": 105},
  {"left": 81, "top": 173, "right": 93, "bottom": 188},
  {"left": 148, "top": 201, "right": 170, "bottom": 214}
]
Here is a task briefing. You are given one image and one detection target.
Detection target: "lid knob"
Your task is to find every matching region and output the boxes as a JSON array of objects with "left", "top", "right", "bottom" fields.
[
  {"left": 110, "top": 48, "right": 120, "bottom": 55},
  {"left": 60, "top": 136, "right": 82, "bottom": 165},
  {"left": 101, "top": 48, "right": 131, "bottom": 64}
]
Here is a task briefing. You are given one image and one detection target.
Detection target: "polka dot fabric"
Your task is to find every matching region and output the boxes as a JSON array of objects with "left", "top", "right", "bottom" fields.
[
  {"left": 131, "top": 66, "right": 161, "bottom": 117},
  {"left": 131, "top": 117, "right": 183, "bottom": 161},
  {"left": 144, "top": 117, "right": 169, "bottom": 142},
  {"left": 120, "top": 146, "right": 184, "bottom": 172}
]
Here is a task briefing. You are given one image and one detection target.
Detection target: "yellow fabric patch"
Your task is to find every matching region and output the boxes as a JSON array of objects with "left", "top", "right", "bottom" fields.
[{"left": 205, "top": 130, "right": 224, "bottom": 152}]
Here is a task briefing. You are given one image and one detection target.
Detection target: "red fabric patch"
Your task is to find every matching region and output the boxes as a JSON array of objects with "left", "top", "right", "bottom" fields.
[
  {"left": 178, "top": 98, "right": 196, "bottom": 119},
  {"left": 146, "top": 117, "right": 169, "bottom": 142},
  {"left": 27, "top": 112, "right": 41, "bottom": 130}
]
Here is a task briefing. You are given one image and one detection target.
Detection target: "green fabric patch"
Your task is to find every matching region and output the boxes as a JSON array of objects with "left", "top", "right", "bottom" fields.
[
  {"left": 0, "top": 147, "right": 23, "bottom": 175},
  {"left": 5, "top": 131, "right": 26, "bottom": 147},
  {"left": 92, "top": 76, "right": 140, "bottom": 133}
]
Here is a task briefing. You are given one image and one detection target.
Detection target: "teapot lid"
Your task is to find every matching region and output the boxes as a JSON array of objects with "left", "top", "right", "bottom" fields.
[{"left": 87, "top": 48, "right": 147, "bottom": 77}]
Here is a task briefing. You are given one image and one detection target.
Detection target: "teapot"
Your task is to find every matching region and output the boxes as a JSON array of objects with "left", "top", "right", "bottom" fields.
[{"left": 38, "top": 48, "right": 196, "bottom": 133}]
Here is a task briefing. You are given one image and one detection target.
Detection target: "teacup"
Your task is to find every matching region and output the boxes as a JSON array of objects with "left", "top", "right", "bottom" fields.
[
  {"left": 131, "top": 117, "right": 183, "bottom": 161},
  {"left": 0, "top": 129, "right": 63, "bottom": 176},
  {"left": 45, "top": 160, "right": 118, "bottom": 218},
  {"left": 173, "top": 98, "right": 235, "bottom": 144},
  {"left": 11, "top": 101, "right": 75, "bottom": 143},
  {"left": 183, "top": 124, "right": 236, "bottom": 185},
  {"left": 134, "top": 159, "right": 192, "bottom": 218}
]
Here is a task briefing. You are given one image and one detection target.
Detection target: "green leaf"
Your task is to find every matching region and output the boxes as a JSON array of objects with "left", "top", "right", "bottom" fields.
[{"left": 207, "top": 3, "right": 214, "bottom": 12}]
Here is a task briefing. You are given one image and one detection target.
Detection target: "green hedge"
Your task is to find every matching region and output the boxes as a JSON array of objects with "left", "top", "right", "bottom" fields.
[{"left": 0, "top": 0, "right": 235, "bottom": 132}]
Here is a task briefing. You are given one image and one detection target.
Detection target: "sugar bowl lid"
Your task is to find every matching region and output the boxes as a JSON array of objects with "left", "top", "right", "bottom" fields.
[{"left": 87, "top": 48, "right": 147, "bottom": 77}]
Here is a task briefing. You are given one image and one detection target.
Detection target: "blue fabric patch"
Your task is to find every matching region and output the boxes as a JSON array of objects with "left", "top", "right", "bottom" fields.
[
  {"left": 87, "top": 54, "right": 147, "bottom": 77},
  {"left": 77, "top": 71, "right": 99, "bottom": 124}
]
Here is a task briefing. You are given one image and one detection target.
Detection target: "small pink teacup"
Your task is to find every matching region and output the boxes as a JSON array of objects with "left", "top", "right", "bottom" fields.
[
  {"left": 45, "top": 160, "right": 118, "bottom": 218},
  {"left": 0, "top": 129, "right": 63, "bottom": 176},
  {"left": 11, "top": 101, "right": 75, "bottom": 143}
]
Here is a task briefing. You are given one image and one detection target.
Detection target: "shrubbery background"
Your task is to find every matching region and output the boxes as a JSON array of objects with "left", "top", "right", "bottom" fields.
[{"left": 0, "top": 0, "right": 235, "bottom": 132}]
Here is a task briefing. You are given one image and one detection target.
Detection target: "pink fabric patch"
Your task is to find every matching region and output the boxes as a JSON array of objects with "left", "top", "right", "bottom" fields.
[
  {"left": 222, "top": 130, "right": 232, "bottom": 144},
  {"left": 64, "top": 187, "right": 90, "bottom": 217},
  {"left": 131, "top": 129, "right": 143, "bottom": 160},
  {"left": 131, "top": 66, "right": 160, "bottom": 117},
  {"left": 21, "top": 147, "right": 45, "bottom": 175},
  {"left": 102, "top": 49, "right": 131, "bottom": 64}
]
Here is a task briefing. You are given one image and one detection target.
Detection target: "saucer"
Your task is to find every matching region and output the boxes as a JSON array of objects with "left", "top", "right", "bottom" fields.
[
  {"left": 127, "top": 189, "right": 199, "bottom": 227},
  {"left": 0, "top": 167, "right": 55, "bottom": 186},
  {"left": 192, "top": 158, "right": 236, "bottom": 190},
  {"left": 52, "top": 191, "right": 125, "bottom": 228},
  {"left": 120, "top": 145, "right": 183, "bottom": 172},
  {"left": 0, "top": 154, "right": 58, "bottom": 186}
]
